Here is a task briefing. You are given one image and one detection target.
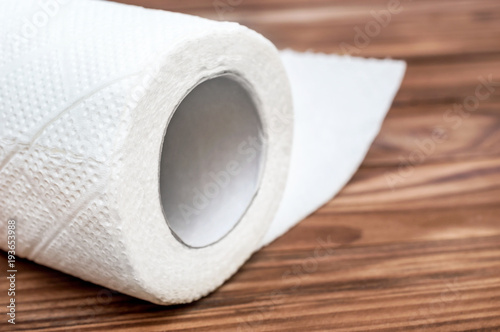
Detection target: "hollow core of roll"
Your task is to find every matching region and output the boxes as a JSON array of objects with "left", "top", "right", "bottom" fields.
[{"left": 159, "top": 75, "right": 265, "bottom": 248}]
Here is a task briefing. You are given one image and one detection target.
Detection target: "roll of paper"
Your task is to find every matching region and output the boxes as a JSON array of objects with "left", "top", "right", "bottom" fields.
[{"left": 0, "top": 0, "right": 406, "bottom": 304}]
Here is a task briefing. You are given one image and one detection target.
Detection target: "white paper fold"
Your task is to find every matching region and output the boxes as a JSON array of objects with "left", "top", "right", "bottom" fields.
[{"left": 265, "top": 51, "right": 406, "bottom": 245}]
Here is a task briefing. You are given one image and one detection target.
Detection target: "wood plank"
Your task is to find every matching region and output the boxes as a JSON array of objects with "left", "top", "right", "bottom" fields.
[
  {"left": 396, "top": 54, "right": 500, "bottom": 103},
  {"left": 113, "top": 0, "right": 500, "bottom": 59},
  {"left": 331, "top": 157, "right": 500, "bottom": 212},
  {"left": 365, "top": 101, "right": 500, "bottom": 166},
  {"left": 3, "top": 205, "right": 500, "bottom": 330}
]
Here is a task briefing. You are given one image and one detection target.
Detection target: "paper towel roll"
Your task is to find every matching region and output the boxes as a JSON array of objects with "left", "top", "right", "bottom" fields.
[{"left": 0, "top": 0, "right": 406, "bottom": 304}]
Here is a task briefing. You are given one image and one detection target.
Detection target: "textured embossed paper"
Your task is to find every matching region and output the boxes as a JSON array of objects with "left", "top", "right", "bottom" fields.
[{"left": 0, "top": 0, "right": 405, "bottom": 304}]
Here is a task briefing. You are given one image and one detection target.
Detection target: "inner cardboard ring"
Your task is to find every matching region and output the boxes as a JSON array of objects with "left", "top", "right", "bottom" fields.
[{"left": 159, "top": 75, "right": 265, "bottom": 248}]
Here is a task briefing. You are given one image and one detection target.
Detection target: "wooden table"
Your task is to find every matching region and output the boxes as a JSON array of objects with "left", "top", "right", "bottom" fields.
[{"left": 2, "top": 0, "right": 500, "bottom": 330}]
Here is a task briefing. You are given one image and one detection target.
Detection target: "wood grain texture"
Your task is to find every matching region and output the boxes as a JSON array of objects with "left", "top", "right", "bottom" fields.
[{"left": 2, "top": 0, "right": 500, "bottom": 331}]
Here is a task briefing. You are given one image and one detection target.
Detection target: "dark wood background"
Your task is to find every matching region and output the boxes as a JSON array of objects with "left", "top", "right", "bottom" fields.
[{"left": 2, "top": 0, "right": 500, "bottom": 330}]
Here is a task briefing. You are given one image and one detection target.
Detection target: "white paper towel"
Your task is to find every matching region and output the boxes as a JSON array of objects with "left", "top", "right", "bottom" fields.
[{"left": 0, "top": 0, "right": 406, "bottom": 304}]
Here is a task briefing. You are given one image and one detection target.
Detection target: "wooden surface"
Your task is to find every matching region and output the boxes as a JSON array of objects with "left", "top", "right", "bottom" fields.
[{"left": 2, "top": 0, "right": 500, "bottom": 331}]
